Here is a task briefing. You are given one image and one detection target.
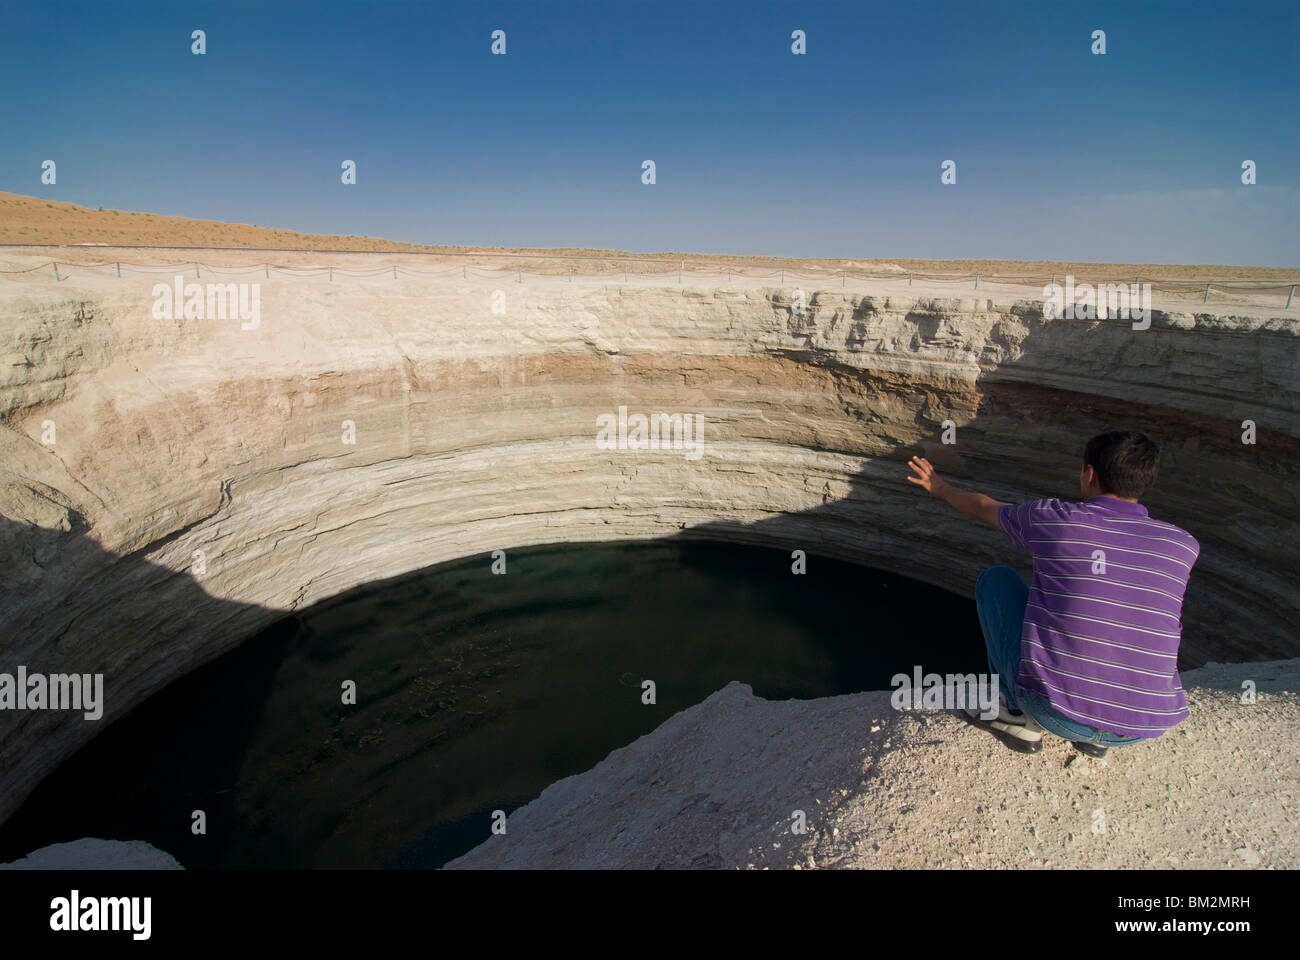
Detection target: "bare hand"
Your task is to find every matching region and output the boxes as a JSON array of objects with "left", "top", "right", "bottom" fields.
[{"left": 907, "top": 456, "right": 946, "bottom": 496}]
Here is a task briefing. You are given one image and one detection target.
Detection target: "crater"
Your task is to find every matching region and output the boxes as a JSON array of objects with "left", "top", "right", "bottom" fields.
[
  {"left": 1, "top": 267, "right": 1297, "bottom": 832},
  {"left": 0, "top": 540, "right": 984, "bottom": 868}
]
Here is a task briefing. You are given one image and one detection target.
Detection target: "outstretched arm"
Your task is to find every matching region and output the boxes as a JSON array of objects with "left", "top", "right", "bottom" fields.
[{"left": 907, "top": 456, "right": 1007, "bottom": 529}]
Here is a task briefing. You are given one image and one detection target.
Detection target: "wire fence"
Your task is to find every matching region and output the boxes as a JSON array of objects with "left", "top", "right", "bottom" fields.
[{"left": 1, "top": 252, "right": 1296, "bottom": 309}]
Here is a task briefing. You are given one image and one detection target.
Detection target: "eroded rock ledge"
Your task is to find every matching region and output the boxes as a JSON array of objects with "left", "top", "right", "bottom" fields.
[
  {"left": 0, "top": 838, "right": 182, "bottom": 870},
  {"left": 1, "top": 270, "right": 1297, "bottom": 826},
  {"left": 445, "top": 659, "right": 1300, "bottom": 870}
]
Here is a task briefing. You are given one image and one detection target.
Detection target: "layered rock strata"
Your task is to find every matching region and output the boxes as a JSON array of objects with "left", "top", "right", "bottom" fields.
[{"left": 1, "top": 268, "right": 1297, "bottom": 825}]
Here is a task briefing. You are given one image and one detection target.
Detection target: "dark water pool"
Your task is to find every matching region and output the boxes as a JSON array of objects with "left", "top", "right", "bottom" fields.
[{"left": 0, "top": 540, "right": 983, "bottom": 868}]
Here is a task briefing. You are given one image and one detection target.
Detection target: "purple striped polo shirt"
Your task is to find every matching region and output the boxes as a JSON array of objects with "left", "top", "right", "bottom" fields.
[{"left": 997, "top": 496, "right": 1200, "bottom": 738}]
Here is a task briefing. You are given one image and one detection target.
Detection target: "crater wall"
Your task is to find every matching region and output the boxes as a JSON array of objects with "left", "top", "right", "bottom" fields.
[{"left": 1, "top": 268, "right": 1297, "bottom": 825}]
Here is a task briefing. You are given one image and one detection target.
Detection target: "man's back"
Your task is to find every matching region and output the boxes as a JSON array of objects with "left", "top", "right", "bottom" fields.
[{"left": 998, "top": 495, "right": 1201, "bottom": 738}]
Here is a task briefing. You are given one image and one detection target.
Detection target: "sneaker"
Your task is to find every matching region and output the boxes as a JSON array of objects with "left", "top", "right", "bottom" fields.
[
  {"left": 959, "top": 705, "right": 1044, "bottom": 754},
  {"left": 995, "top": 692, "right": 1030, "bottom": 724}
]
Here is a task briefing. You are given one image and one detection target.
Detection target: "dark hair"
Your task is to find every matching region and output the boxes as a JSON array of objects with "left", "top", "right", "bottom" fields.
[{"left": 1083, "top": 430, "right": 1159, "bottom": 499}]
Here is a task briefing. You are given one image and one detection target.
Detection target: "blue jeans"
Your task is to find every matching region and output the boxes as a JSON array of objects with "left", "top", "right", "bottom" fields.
[{"left": 975, "top": 566, "right": 1143, "bottom": 748}]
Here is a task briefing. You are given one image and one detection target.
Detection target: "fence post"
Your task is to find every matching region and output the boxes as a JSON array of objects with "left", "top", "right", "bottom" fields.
[
  {"left": 1203, "top": 284, "right": 1210, "bottom": 304},
  {"left": 329, "top": 267, "right": 333, "bottom": 281},
  {"left": 1288, "top": 285, "right": 1295, "bottom": 309},
  {"left": 195, "top": 263, "right": 200, "bottom": 278},
  {"left": 116, "top": 263, "right": 120, "bottom": 278},
  {"left": 624, "top": 268, "right": 628, "bottom": 283},
  {"left": 265, "top": 264, "right": 269, "bottom": 278},
  {"left": 780, "top": 269, "right": 784, "bottom": 284},
  {"left": 53, "top": 263, "right": 59, "bottom": 281},
  {"left": 975, "top": 273, "right": 979, "bottom": 289},
  {"left": 908, "top": 274, "right": 911, "bottom": 286},
  {"left": 393, "top": 266, "right": 397, "bottom": 279}
]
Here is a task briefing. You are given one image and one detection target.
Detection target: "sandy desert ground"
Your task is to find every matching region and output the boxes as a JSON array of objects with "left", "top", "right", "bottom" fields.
[{"left": 3, "top": 190, "right": 1296, "bottom": 297}]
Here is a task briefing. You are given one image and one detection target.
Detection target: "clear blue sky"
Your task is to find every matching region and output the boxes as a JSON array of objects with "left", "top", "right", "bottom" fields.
[{"left": 2, "top": 0, "right": 1296, "bottom": 265}]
